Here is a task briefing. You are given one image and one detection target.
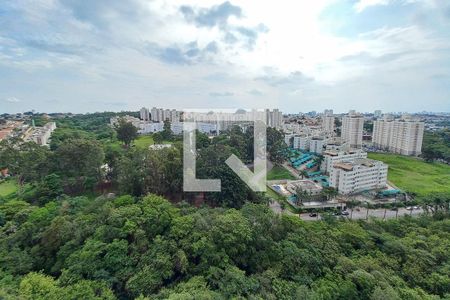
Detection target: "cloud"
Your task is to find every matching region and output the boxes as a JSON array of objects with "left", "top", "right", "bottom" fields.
[
  {"left": 59, "top": 0, "right": 148, "bottom": 29},
  {"left": 256, "top": 71, "right": 313, "bottom": 87},
  {"left": 180, "top": 1, "right": 242, "bottom": 28},
  {"left": 209, "top": 91, "right": 234, "bottom": 97},
  {"left": 145, "top": 40, "right": 219, "bottom": 65},
  {"left": 354, "top": 0, "right": 391, "bottom": 13},
  {"left": 247, "top": 89, "right": 264, "bottom": 96},
  {"left": 180, "top": 2, "right": 268, "bottom": 50},
  {"left": 5, "top": 97, "right": 21, "bottom": 103}
]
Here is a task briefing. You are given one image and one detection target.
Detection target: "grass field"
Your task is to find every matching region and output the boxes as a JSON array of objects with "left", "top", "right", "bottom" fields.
[
  {"left": 0, "top": 180, "right": 18, "bottom": 198},
  {"left": 368, "top": 153, "right": 450, "bottom": 197},
  {"left": 267, "top": 165, "right": 296, "bottom": 180},
  {"left": 134, "top": 135, "right": 154, "bottom": 149}
]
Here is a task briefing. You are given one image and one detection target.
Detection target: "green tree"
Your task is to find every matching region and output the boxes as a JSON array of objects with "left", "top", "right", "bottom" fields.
[{"left": 114, "top": 118, "right": 138, "bottom": 147}]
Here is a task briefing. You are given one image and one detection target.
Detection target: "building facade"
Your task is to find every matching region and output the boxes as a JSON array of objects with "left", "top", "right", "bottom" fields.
[
  {"left": 293, "top": 135, "right": 309, "bottom": 151},
  {"left": 341, "top": 111, "right": 364, "bottom": 148},
  {"left": 309, "top": 137, "right": 325, "bottom": 154},
  {"left": 329, "top": 159, "right": 388, "bottom": 195},
  {"left": 322, "top": 115, "right": 335, "bottom": 134},
  {"left": 321, "top": 149, "right": 367, "bottom": 173},
  {"left": 140, "top": 107, "right": 150, "bottom": 121},
  {"left": 372, "top": 116, "right": 424, "bottom": 156},
  {"left": 24, "top": 122, "right": 57, "bottom": 146}
]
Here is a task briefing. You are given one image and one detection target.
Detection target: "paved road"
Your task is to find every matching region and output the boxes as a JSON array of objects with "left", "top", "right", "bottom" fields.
[
  {"left": 268, "top": 200, "right": 424, "bottom": 221},
  {"left": 299, "top": 207, "right": 423, "bottom": 221}
]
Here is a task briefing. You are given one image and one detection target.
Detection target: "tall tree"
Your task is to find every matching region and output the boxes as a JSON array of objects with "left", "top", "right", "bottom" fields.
[{"left": 114, "top": 118, "right": 138, "bottom": 147}]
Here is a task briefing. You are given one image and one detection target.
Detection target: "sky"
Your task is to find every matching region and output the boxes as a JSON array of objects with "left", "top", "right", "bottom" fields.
[{"left": 1, "top": 0, "right": 450, "bottom": 114}]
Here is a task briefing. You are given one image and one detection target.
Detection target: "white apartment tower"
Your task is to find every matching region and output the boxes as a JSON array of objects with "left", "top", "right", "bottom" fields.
[
  {"left": 341, "top": 111, "right": 364, "bottom": 148},
  {"left": 372, "top": 115, "right": 424, "bottom": 156},
  {"left": 266, "top": 109, "right": 283, "bottom": 129},
  {"left": 322, "top": 115, "right": 335, "bottom": 134},
  {"left": 140, "top": 107, "right": 150, "bottom": 121}
]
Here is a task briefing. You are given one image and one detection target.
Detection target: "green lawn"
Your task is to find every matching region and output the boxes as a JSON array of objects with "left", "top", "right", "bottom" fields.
[
  {"left": 0, "top": 180, "right": 18, "bottom": 198},
  {"left": 267, "top": 165, "right": 296, "bottom": 180},
  {"left": 368, "top": 153, "right": 450, "bottom": 197},
  {"left": 134, "top": 135, "right": 154, "bottom": 149}
]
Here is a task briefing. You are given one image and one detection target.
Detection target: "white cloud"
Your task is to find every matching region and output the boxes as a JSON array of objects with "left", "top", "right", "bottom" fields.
[
  {"left": 5, "top": 97, "right": 21, "bottom": 103},
  {"left": 354, "top": 0, "right": 391, "bottom": 13},
  {"left": 0, "top": 0, "right": 449, "bottom": 113}
]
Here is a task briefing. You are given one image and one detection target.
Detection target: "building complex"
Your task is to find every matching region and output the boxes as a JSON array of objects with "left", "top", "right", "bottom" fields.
[{"left": 372, "top": 115, "right": 424, "bottom": 156}]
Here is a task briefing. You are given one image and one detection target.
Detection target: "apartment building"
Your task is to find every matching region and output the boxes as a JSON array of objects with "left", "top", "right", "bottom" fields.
[
  {"left": 321, "top": 148, "right": 367, "bottom": 173},
  {"left": 322, "top": 115, "right": 335, "bottom": 134},
  {"left": 293, "top": 135, "right": 309, "bottom": 151},
  {"left": 24, "top": 122, "right": 57, "bottom": 146},
  {"left": 309, "top": 137, "right": 325, "bottom": 154},
  {"left": 266, "top": 109, "right": 283, "bottom": 129},
  {"left": 372, "top": 115, "right": 424, "bottom": 156},
  {"left": 284, "top": 133, "right": 294, "bottom": 147},
  {"left": 140, "top": 107, "right": 150, "bottom": 121},
  {"left": 341, "top": 111, "right": 364, "bottom": 148},
  {"left": 150, "top": 107, "right": 181, "bottom": 123},
  {"left": 329, "top": 158, "right": 388, "bottom": 195},
  {"left": 111, "top": 115, "right": 216, "bottom": 135},
  {"left": 184, "top": 109, "right": 283, "bottom": 131}
]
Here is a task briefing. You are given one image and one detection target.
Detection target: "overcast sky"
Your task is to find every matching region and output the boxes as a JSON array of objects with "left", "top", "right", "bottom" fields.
[{"left": 1, "top": 0, "right": 450, "bottom": 114}]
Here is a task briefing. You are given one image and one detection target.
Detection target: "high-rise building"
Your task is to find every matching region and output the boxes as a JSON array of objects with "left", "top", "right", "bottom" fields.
[
  {"left": 372, "top": 115, "right": 424, "bottom": 156},
  {"left": 374, "top": 110, "right": 382, "bottom": 118},
  {"left": 140, "top": 107, "right": 150, "bottom": 121},
  {"left": 150, "top": 107, "right": 161, "bottom": 122},
  {"left": 322, "top": 115, "right": 335, "bottom": 134},
  {"left": 341, "top": 111, "right": 364, "bottom": 148},
  {"left": 150, "top": 107, "right": 181, "bottom": 123},
  {"left": 265, "top": 109, "right": 283, "bottom": 129},
  {"left": 323, "top": 109, "right": 333, "bottom": 116}
]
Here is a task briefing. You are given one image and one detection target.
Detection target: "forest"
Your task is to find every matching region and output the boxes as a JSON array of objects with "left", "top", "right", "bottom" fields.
[{"left": 0, "top": 112, "right": 449, "bottom": 299}]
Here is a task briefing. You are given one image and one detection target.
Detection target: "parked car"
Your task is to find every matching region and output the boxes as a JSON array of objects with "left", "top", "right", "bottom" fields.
[
  {"left": 413, "top": 206, "right": 420, "bottom": 210},
  {"left": 341, "top": 211, "right": 350, "bottom": 216},
  {"left": 406, "top": 206, "right": 413, "bottom": 210},
  {"left": 309, "top": 213, "right": 317, "bottom": 217}
]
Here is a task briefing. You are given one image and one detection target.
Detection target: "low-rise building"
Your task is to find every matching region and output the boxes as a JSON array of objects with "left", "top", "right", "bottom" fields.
[
  {"left": 286, "top": 179, "right": 323, "bottom": 196},
  {"left": 293, "top": 135, "right": 309, "bottom": 150},
  {"left": 329, "top": 158, "right": 388, "bottom": 194},
  {"left": 321, "top": 149, "right": 367, "bottom": 173},
  {"left": 24, "top": 122, "right": 57, "bottom": 146}
]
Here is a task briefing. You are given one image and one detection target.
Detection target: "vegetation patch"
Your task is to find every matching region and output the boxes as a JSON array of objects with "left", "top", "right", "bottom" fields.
[
  {"left": 133, "top": 135, "right": 155, "bottom": 149},
  {"left": 0, "top": 180, "right": 17, "bottom": 198},
  {"left": 267, "top": 165, "right": 296, "bottom": 180},
  {"left": 368, "top": 153, "right": 450, "bottom": 197}
]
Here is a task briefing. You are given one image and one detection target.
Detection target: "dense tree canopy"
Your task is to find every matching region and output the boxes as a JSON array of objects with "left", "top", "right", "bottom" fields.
[{"left": 0, "top": 193, "right": 449, "bottom": 299}]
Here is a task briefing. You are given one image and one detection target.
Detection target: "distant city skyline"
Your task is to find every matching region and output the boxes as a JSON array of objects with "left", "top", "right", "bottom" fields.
[{"left": 1, "top": 0, "right": 450, "bottom": 114}]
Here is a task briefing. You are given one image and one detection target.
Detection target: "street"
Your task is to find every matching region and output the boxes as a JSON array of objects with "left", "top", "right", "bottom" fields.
[
  {"left": 299, "top": 207, "right": 423, "bottom": 221},
  {"left": 269, "top": 201, "right": 425, "bottom": 220}
]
